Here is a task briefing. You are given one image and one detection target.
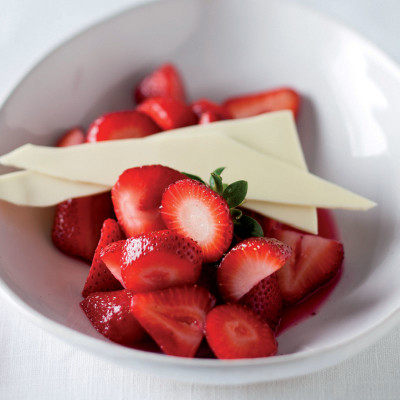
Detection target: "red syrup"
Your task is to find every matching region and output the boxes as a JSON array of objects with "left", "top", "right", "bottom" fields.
[{"left": 276, "top": 208, "right": 343, "bottom": 336}]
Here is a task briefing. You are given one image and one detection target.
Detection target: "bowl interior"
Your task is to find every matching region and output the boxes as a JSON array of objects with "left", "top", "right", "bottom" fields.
[{"left": 1, "top": 0, "right": 400, "bottom": 383}]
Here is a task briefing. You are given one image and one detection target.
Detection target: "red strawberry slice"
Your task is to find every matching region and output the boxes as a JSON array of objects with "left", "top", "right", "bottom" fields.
[
  {"left": 81, "top": 219, "right": 125, "bottom": 297},
  {"left": 112, "top": 165, "right": 186, "bottom": 237},
  {"left": 191, "top": 99, "right": 232, "bottom": 121},
  {"left": 205, "top": 304, "right": 277, "bottom": 359},
  {"left": 131, "top": 285, "right": 216, "bottom": 357},
  {"left": 272, "top": 228, "right": 344, "bottom": 304},
  {"left": 223, "top": 88, "right": 300, "bottom": 119},
  {"left": 198, "top": 112, "right": 221, "bottom": 124},
  {"left": 52, "top": 192, "right": 114, "bottom": 261},
  {"left": 81, "top": 289, "right": 146, "bottom": 345},
  {"left": 86, "top": 110, "right": 161, "bottom": 143},
  {"left": 239, "top": 273, "right": 283, "bottom": 330},
  {"left": 161, "top": 179, "right": 233, "bottom": 263},
  {"left": 101, "top": 230, "right": 203, "bottom": 293},
  {"left": 55, "top": 127, "right": 85, "bottom": 147},
  {"left": 134, "top": 63, "right": 187, "bottom": 104},
  {"left": 217, "top": 237, "right": 292, "bottom": 302},
  {"left": 137, "top": 97, "right": 198, "bottom": 130},
  {"left": 99, "top": 240, "right": 126, "bottom": 286}
]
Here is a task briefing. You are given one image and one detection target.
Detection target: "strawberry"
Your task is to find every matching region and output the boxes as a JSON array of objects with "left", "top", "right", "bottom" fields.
[
  {"left": 52, "top": 192, "right": 114, "bottom": 261},
  {"left": 81, "top": 219, "right": 125, "bottom": 297},
  {"left": 86, "top": 110, "right": 161, "bottom": 143},
  {"left": 55, "top": 127, "right": 85, "bottom": 147},
  {"left": 205, "top": 304, "right": 277, "bottom": 359},
  {"left": 217, "top": 237, "right": 292, "bottom": 302},
  {"left": 111, "top": 165, "right": 186, "bottom": 237},
  {"left": 161, "top": 179, "right": 233, "bottom": 263},
  {"left": 52, "top": 125, "right": 114, "bottom": 260},
  {"left": 80, "top": 290, "right": 146, "bottom": 345},
  {"left": 191, "top": 99, "right": 232, "bottom": 123},
  {"left": 239, "top": 273, "right": 283, "bottom": 330},
  {"left": 134, "top": 63, "right": 187, "bottom": 104},
  {"left": 223, "top": 87, "right": 300, "bottom": 119},
  {"left": 137, "top": 97, "right": 198, "bottom": 130},
  {"left": 271, "top": 228, "right": 344, "bottom": 304},
  {"left": 101, "top": 230, "right": 203, "bottom": 293},
  {"left": 131, "top": 285, "right": 216, "bottom": 357}
]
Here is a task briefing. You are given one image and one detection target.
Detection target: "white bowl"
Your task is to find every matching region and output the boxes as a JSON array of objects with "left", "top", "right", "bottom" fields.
[{"left": 1, "top": 0, "right": 400, "bottom": 385}]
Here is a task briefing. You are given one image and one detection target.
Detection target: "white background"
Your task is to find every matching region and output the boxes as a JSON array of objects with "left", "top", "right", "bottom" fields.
[{"left": 1, "top": 0, "right": 400, "bottom": 398}]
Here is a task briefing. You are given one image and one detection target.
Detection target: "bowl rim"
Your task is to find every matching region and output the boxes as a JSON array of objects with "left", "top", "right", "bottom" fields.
[{"left": 1, "top": 0, "right": 400, "bottom": 372}]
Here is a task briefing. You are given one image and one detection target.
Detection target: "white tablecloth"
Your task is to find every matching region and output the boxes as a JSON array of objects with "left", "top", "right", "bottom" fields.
[{"left": 1, "top": 0, "right": 399, "bottom": 398}]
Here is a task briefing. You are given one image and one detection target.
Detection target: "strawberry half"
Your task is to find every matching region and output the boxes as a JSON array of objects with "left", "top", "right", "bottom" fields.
[
  {"left": 86, "top": 110, "right": 161, "bottom": 143},
  {"left": 161, "top": 179, "right": 233, "bottom": 263},
  {"left": 239, "top": 273, "right": 283, "bottom": 330},
  {"left": 134, "top": 63, "right": 187, "bottom": 104},
  {"left": 52, "top": 192, "right": 114, "bottom": 261},
  {"left": 191, "top": 99, "right": 232, "bottom": 123},
  {"left": 112, "top": 165, "right": 186, "bottom": 237},
  {"left": 81, "top": 219, "right": 125, "bottom": 297},
  {"left": 137, "top": 97, "right": 198, "bottom": 130},
  {"left": 217, "top": 237, "right": 292, "bottom": 302},
  {"left": 81, "top": 290, "right": 146, "bottom": 345},
  {"left": 272, "top": 228, "right": 344, "bottom": 304},
  {"left": 55, "top": 127, "right": 85, "bottom": 147},
  {"left": 205, "top": 304, "right": 277, "bottom": 359},
  {"left": 101, "top": 230, "right": 203, "bottom": 293},
  {"left": 223, "top": 87, "right": 300, "bottom": 119},
  {"left": 131, "top": 285, "right": 216, "bottom": 357}
]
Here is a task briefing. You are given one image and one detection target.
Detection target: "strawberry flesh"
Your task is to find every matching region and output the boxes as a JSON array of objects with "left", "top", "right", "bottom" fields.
[
  {"left": 81, "top": 290, "right": 146, "bottom": 345},
  {"left": 131, "top": 285, "right": 216, "bottom": 357},
  {"left": 161, "top": 179, "right": 233, "bottom": 263},
  {"left": 239, "top": 273, "right": 283, "bottom": 330},
  {"left": 86, "top": 110, "right": 161, "bottom": 143},
  {"left": 55, "top": 127, "right": 85, "bottom": 147},
  {"left": 217, "top": 237, "right": 292, "bottom": 302},
  {"left": 137, "top": 97, "right": 198, "bottom": 130},
  {"left": 271, "top": 228, "right": 344, "bottom": 304},
  {"left": 223, "top": 87, "right": 300, "bottom": 119},
  {"left": 81, "top": 219, "right": 125, "bottom": 297},
  {"left": 101, "top": 230, "right": 203, "bottom": 293},
  {"left": 112, "top": 165, "right": 186, "bottom": 237},
  {"left": 191, "top": 99, "right": 232, "bottom": 122},
  {"left": 134, "top": 63, "right": 187, "bottom": 104},
  {"left": 205, "top": 304, "right": 277, "bottom": 359}
]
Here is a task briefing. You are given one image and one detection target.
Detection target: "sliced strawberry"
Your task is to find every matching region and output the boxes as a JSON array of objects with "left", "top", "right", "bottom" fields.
[
  {"left": 161, "top": 179, "right": 233, "bottom": 263},
  {"left": 55, "top": 127, "right": 85, "bottom": 147},
  {"left": 86, "top": 110, "right": 161, "bottom": 143},
  {"left": 239, "top": 273, "right": 283, "bottom": 330},
  {"left": 191, "top": 99, "right": 232, "bottom": 122},
  {"left": 81, "top": 290, "right": 146, "bottom": 345},
  {"left": 52, "top": 192, "right": 114, "bottom": 261},
  {"left": 137, "top": 97, "right": 198, "bottom": 130},
  {"left": 205, "top": 304, "right": 277, "bottom": 359},
  {"left": 196, "top": 262, "right": 220, "bottom": 300},
  {"left": 198, "top": 112, "right": 221, "bottom": 124},
  {"left": 101, "top": 230, "right": 203, "bottom": 293},
  {"left": 112, "top": 165, "right": 186, "bottom": 237},
  {"left": 131, "top": 285, "right": 215, "bottom": 357},
  {"left": 223, "top": 87, "right": 300, "bottom": 119},
  {"left": 217, "top": 237, "right": 292, "bottom": 302},
  {"left": 81, "top": 219, "right": 125, "bottom": 297},
  {"left": 134, "top": 63, "right": 187, "bottom": 104},
  {"left": 99, "top": 240, "right": 126, "bottom": 286},
  {"left": 272, "top": 228, "right": 344, "bottom": 304}
]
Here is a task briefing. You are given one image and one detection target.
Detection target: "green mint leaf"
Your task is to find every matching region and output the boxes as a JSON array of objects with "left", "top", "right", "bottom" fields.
[
  {"left": 223, "top": 180, "right": 248, "bottom": 208},
  {"left": 212, "top": 167, "right": 226, "bottom": 176},
  {"left": 230, "top": 208, "right": 243, "bottom": 220},
  {"left": 234, "top": 215, "right": 264, "bottom": 239},
  {"left": 182, "top": 172, "right": 206, "bottom": 185},
  {"left": 210, "top": 172, "right": 224, "bottom": 195},
  {"left": 222, "top": 183, "right": 229, "bottom": 191}
]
